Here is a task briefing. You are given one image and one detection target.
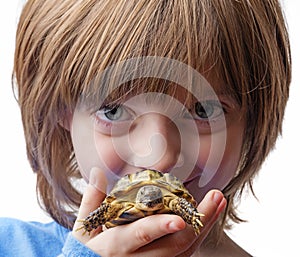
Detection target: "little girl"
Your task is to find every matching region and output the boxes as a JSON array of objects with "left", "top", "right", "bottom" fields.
[{"left": 0, "top": 0, "right": 291, "bottom": 256}]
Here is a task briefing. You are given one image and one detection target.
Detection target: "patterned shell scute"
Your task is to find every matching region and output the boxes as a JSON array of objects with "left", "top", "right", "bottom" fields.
[{"left": 109, "top": 169, "right": 194, "bottom": 203}]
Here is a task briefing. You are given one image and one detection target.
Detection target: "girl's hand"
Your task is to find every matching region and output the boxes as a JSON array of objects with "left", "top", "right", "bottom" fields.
[{"left": 72, "top": 168, "right": 227, "bottom": 257}]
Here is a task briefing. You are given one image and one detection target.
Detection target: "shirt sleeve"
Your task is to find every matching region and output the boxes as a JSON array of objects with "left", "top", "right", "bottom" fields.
[{"left": 57, "top": 232, "right": 101, "bottom": 257}]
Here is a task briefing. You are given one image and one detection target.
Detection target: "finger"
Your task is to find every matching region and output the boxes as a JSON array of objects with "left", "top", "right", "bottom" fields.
[
  {"left": 73, "top": 168, "right": 107, "bottom": 239},
  {"left": 126, "top": 214, "right": 186, "bottom": 252},
  {"left": 196, "top": 190, "right": 227, "bottom": 240},
  {"left": 179, "top": 190, "right": 227, "bottom": 256},
  {"left": 198, "top": 189, "right": 226, "bottom": 227},
  {"left": 86, "top": 214, "right": 185, "bottom": 255}
]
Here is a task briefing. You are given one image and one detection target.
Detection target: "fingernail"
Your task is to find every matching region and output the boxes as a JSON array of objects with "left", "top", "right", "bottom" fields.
[
  {"left": 167, "top": 218, "right": 185, "bottom": 232},
  {"left": 168, "top": 221, "right": 180, "bottom": 232},
  {"left": 213, "top": 191, "right": 224, "bottom": 206},
  {"left": 168, "top": 218, "right": 184, "bottom": 232}
]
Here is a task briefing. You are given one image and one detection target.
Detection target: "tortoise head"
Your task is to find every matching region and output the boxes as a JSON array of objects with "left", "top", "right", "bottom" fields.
[{"left": 135, "top": 185, "right": 164, "bottom": 211}]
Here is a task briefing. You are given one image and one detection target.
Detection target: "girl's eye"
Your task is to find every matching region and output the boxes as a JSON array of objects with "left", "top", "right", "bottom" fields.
[
  {"left": 103, "top": 106, "right": 123, "bottom": 121},
  {"left": 94, "top": 104, "right": 134, "bottom": 135},
  {"left": 182, "top": 100, "right": 226, "bottom": 133},
  {"left": 193, "top": 100, "right": 224, "bottom": 120},
  {"left": 95, "top": 105, "right": 132, "bottom": 122}
]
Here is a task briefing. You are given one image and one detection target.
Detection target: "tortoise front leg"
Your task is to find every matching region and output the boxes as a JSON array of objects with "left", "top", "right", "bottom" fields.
[
  {"left": 169, "top": 197, "right": 204, "bottom": 235},
  {"left": 76, "top": 202, "right": 122, "bottom": 234}
]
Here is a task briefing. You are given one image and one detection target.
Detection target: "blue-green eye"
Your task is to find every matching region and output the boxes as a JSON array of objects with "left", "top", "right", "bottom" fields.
[
  {"left": 103, "top": 105, "right": 123, "bottom": 121},
  {"left": 194, "top": 100, "right": 224, "bottom": 120},
  {"left": 96, "top": 104, "right": 132, "bottom": 122}
]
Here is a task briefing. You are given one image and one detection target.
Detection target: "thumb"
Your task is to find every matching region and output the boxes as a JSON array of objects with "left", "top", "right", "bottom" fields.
[{"left": 73, "top": 168, "right": 107, "bottom": 240}]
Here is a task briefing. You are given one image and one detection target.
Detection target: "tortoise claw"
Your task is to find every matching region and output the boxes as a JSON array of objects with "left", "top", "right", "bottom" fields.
[
  {"left": 170, "top": 198, "right": 204, "bottom": 235},
  {"left": 192, "top": 214, "right": 204, "bottom": 235}
]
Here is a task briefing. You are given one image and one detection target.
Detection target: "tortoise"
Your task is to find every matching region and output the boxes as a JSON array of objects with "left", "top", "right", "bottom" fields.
[{"left": 77, "top": 169, "right": 204, "bottom": 235}]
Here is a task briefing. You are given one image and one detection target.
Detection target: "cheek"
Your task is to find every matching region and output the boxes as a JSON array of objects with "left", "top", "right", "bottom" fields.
[
  {"left": 195, "top": 127, "right": 244, "bottom": 193},
  {"left": 94, "top": 134, "right": 126, "bottom": 174},
  {"left": 204, "top": 145, "right": 241, "bottom": 190}
]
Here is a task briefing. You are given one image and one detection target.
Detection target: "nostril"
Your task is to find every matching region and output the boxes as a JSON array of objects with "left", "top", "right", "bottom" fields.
[
  {"left": 125, "top": 113, "right": 182, "bottom": 173},
  {"left": 130, "top": 132, "right": 168, "bottom": 168},
  {"left": 138, "top": 131, "right": 182, "bottom": 174},
  {"left": 149, "top": 150, "right": 182, "bottom": 174}
]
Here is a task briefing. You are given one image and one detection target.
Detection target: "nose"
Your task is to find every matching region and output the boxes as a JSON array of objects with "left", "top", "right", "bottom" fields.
[{"left": 129, "top": 113, "right": 182, "bottom": 173}]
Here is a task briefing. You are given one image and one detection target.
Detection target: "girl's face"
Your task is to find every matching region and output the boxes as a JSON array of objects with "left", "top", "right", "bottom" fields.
[{"left": 70, "top": 72, "right": 245, "bottom": 202}]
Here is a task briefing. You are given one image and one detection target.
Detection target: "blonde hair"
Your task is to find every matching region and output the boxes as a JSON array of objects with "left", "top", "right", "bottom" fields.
[{"left": 14, "top": 0, "right": 291, "bottom": 240}]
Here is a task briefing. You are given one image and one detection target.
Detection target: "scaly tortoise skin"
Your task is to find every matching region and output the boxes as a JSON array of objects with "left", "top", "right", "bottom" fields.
[{"left": 77, "top": 169, "right": 204, "bottom": 235}]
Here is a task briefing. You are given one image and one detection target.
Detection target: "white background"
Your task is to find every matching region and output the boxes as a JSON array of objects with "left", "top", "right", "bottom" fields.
[{"left": 0, "top": 1, "right": 299, "bottom": 256}]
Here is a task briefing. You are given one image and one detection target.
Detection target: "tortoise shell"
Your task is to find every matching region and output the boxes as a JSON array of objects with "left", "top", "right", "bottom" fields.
[
  {"left": 78, "top": 169, "right": 203, "bottom": 235},
  {"left": 109, "top": 169, "right": 196, "bottom": 204}
]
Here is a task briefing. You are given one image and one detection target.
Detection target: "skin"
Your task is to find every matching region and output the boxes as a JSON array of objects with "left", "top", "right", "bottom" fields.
[{"left": 70, "top": 73, "right": 251, "bottom": 256}]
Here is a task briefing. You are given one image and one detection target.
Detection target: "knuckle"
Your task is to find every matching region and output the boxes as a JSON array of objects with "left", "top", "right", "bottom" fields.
[{"left": 135, "top": 227, "right": 152, "bottom": 244}]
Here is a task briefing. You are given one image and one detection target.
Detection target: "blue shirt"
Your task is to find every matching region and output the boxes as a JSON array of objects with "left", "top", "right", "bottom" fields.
[{"left": 0, "top": 217, "right": 100, "bottom": 257}]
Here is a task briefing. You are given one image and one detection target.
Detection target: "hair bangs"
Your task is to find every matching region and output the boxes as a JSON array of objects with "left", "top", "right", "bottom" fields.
[{"left": 65, "top": 0, "right": 224, "bottom": 113}]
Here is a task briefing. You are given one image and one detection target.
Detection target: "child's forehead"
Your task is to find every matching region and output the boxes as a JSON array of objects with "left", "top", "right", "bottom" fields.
[
  {"left": 78, "top": 56, "right": 235, "bottom": 111},
  {"left": 79, "top": 73, "right": 232, "bottom": 111}
]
